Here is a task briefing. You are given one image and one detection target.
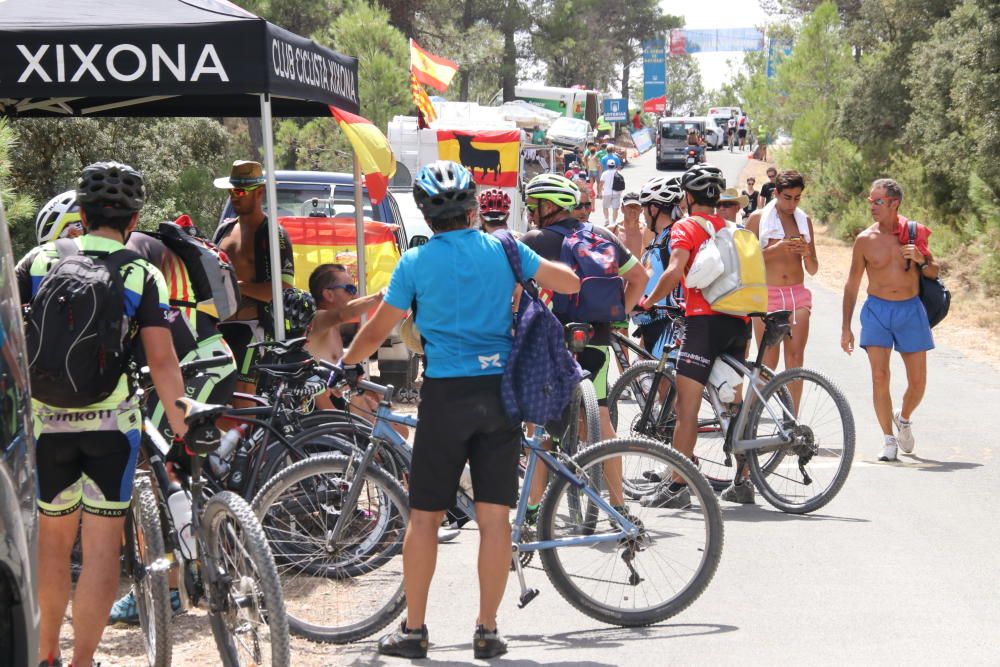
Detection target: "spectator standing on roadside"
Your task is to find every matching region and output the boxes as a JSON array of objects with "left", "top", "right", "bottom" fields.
[
  {"left": 632, "top": 110, "right": 643, "bottom": 130},
  {"left": 760, "top": 167, "right": 779, "bottom": 205},
  {"left": 841, "top": 178, "right": 938, "bottom": 462},
  {"left": 531, "top": 125, "right": 545, "bottom": 145},
  {"left": 727, "top": 115, "right": 737, "bottom": 151},
  {"left": 212, "top": 160, "right": 295, "bottom": 398},
  {"left": 742, "top": 177, "right": 760, "bottom": 217},
  {"left": 609, "top": 192, "right": 653, "bottom": 259},
  {"left": 584, "top": 142, "right": 600, "bottom": 183},
  {"left": 598, "top": 158, "right": 625, "bottom": 224},
  {"left": 738, "top": 112, "right": 749, "bottom": 150}
]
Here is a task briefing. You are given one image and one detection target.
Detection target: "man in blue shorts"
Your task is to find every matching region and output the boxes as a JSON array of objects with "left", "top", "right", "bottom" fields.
[
  {"left": 841, "top": 178, "right": 939, "bottom": 461},
  {"left": 341, "top": 161, "right": 579, "bottom": 659}
]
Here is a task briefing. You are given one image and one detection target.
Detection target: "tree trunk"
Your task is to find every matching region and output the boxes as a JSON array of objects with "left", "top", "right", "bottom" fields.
[
  {"left": 621, "top": 60, "right": 631, "bottom": 106},
  {"left": 458, "top": 0, "right": 475, "bottom": 101},
  {"left": 501, "top": 2, "right": 517, "bottom": 102},
  {"left": 247, "top": 117, "right": 263, "bottom": 162}
]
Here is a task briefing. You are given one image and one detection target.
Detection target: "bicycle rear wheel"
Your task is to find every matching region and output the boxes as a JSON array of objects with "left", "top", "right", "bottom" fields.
[
  {"left": 537, "top": 438, "right": 723, "bottom": 626},
  {"left": 252, "top": 453, "right": 408, "bottom": 643},
  {"left": 203, "top": 491, "right": 290, "bottom": 667},
  {"left": 127, "top": 475, "right": 171, "bottom": 667},
  {"left": 744, "top": 368, "right": 855, "bottom": 514}
]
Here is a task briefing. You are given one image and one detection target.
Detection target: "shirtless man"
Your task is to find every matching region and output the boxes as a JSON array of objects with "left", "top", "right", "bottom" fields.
[
  {"left": 307, "top": 263, "right": 383, "bottom": 363},
  {"left": 212, "top": 160, "right": 295, "bottom": 396},
  {"left": 608, "top": 192, "right": 653, "bottom": 258},
  {"left": 745, "top": 170, "right": 818, "bottom": 411},
  {"left": 842, "top": 178, "right": 938, "bottom": 461}
]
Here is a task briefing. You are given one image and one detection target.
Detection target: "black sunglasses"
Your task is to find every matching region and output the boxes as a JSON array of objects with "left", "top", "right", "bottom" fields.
[
  {"left": 325, "top": 282, "right": 358, "bottom": 296},
  {"left": 575, "top": 202, "right": 593, "bottom": 210}
]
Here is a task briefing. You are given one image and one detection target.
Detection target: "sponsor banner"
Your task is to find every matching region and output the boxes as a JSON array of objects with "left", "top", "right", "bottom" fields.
[
  {"left": 603, "top": 98, "right": 628, "bottom": 123},
  {"left": 281, "top": 217, "right": 401, "bottom": 296},
  {"left": 642, "top": 39, "right": 666, "bottom": 107},
  {"left": 643, "top": 95, "right": 667, "bottom": 113},
  {"left": 437, "top": 130, "right": 520, "bottom": 187},
  {"left": 631, "top": 127, "right": 655, "bottom": 154}
]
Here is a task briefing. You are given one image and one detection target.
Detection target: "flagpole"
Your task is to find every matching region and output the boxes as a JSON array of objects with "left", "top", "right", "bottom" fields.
[{"left": 353, "top": 151, "right": 367, "bottom": 307}]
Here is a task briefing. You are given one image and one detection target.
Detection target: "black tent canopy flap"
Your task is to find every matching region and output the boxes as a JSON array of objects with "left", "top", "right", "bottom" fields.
[{"left": 0, "top": 0, "right": 363, "bottom": 338}]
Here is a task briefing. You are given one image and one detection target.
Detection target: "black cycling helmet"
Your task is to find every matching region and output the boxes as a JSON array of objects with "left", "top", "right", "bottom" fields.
[
  {"left": 76, "top": 161, "right": 145, "bottom": 212},
  {"left": 413, "top": 160, "right": 478, "bottom": 219},
  {"left": 273, "top": 287, "right": 316, "bottom": 337},
  {"left": 681, "top": 165, "right": 725, "bottom": 201}
]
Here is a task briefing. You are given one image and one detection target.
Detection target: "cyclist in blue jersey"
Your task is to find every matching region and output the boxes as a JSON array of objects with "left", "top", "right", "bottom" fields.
[
  {"left": 339, "top": 161, "right": 579, "bottom": 660},
  {"left": 636, "top": 176, "right": 686, "bottom": 356}
]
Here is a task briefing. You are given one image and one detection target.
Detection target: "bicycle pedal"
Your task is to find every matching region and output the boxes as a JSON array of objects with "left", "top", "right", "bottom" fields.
[{"left": 518, "top": 588, "right": 540, "bottom": 609}]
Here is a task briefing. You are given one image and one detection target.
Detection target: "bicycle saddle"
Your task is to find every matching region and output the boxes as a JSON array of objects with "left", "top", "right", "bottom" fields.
[
  {"left": 175, "top": 397, "right": 230, "bottom": 426},
  {"left": 248, "top": 337, "right": 308, "bottom": 354},
  {"left": 748, "top": 310, "right": 792, "bottom": 325},
  {"left": 251, "top": 359, "right": 315, "bottom": 379}
]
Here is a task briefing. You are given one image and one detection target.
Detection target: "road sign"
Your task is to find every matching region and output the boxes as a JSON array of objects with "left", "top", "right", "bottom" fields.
[{"left": 603, "top": 98, "right": 628, "bottom": 122}]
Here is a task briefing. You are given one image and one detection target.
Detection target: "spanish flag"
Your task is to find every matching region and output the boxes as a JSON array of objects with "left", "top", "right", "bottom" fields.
[
  {"left": 410, "top": 72, "right": 438, "bottom": 125},
  {"left": 281, "top": 217, "right": 402, "bottom": 297},
  {"left": 329, "top": 106, "right": 396, "bottom": 205},
  {"left": 437, "top": 130, "right": 521, "bottom": 187},
  {"left": 409, "top": 39, "right": 458, "bottom": 92}
]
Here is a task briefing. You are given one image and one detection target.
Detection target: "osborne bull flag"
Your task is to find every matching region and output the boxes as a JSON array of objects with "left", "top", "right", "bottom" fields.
[{"left": 437, "top": 129, "right": 520, "bottom": 187}]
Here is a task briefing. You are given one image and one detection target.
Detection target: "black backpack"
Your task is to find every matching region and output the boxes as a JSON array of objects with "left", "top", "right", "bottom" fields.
[
  {"left": 26, "top": 239, "right": 140, "bottom": 408},
  {"left": 907, "top": 221, "right": 950, "bottom": 328},
  {"left": 612, "top": 171, "right": 626, "bottom": 192}
]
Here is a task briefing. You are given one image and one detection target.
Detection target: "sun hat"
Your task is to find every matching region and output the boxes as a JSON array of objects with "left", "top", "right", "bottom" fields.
[
  {"left": 718, "top": 187, "right": 749, "bottom": 208},
  {"left": 213, "top": 160, "right": 267, "bottom": 189}
]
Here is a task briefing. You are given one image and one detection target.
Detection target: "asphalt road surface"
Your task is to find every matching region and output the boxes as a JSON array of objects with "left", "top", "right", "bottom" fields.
[{"left": 318, "top": 147, "right": 1000, "bottom": 666}]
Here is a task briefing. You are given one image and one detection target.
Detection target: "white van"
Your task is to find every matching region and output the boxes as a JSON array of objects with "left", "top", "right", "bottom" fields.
[{"left": 655, "top": 116, "right": 706, "bottom": 170}]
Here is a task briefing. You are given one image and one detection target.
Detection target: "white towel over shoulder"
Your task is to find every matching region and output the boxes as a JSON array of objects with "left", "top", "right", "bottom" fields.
[{"left": 757, "top": 198, "right": 809, "bottom": 248}]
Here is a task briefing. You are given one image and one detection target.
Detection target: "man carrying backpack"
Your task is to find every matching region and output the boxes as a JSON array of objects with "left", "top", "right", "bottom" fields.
[
  {"left": 340, "top": 161, "right": 578, "bottom": 659},
  {"left": 598, "top": 158, "right": 626, "bottom": 224},
  {"left": 643, "top": 165, "right": 754, "bottom": 507},
  {"left": 17, "top": 162, "right": 189, "bottom": 667},
  {"left": 520, "top": 173, "right": 650, "bottom": 519}
]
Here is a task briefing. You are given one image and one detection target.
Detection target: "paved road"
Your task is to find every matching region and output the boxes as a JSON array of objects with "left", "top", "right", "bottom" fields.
[{"left": 330, "top": 148, "right": 1000, "bottom": 666}]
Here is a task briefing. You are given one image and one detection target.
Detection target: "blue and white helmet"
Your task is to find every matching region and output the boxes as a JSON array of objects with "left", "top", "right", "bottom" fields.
[{"left": 413, "top": 160, "right": 478, "bottom": 219}]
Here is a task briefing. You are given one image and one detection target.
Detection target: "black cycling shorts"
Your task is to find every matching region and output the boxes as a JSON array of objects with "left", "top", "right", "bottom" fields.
[
  {"left": 36, "top": 429, "right": 139, "bottom": 518},
  {"left": 409, "top": 375, "right": 521, "bottom": 511},
  {"left": 637, "top": 317, "right": 672, "bottom": 355},
  {"left": 675, "top": 315, "right": 751, "bottom": 386},
  {"left": 219, "top": 321, "right": 265, "bottom": 384}
]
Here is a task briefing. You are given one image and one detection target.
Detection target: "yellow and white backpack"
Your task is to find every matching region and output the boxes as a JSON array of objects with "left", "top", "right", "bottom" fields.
[{"left": 688, "top": 216, "right": 767, "bottom": 316}]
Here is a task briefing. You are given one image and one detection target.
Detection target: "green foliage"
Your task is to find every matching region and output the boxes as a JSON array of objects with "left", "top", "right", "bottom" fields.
[{"left": 665, "top": 55, "right": 705, "bottom": 115}]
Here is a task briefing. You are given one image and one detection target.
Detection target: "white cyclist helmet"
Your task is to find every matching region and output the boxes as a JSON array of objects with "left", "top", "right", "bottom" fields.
[{"left": 35, "top": 190, "right": 83, "bottom": 244}]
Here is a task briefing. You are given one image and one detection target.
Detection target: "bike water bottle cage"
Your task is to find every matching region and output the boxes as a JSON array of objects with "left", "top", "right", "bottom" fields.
[{"left": 565, "top": 323, "right": 594, "bottom": 354}]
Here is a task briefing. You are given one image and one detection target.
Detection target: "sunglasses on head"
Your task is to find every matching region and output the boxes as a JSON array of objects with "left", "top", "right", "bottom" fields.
[
  {"left": 229, "top": 184, "right": 264, "bottom": 198},
  {"left": 325, "top": 282, "right": 358, "bottom": 296}
]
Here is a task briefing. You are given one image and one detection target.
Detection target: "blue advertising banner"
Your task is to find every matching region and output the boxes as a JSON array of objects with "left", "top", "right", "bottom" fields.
[
  {"left": 642, "top": 39, "right": 665, "bottom": 109},
  {"left": 603, "top": 98, "right": 628, "bottom": 122},
  {"left": 631, "top": 127, "right": 654, "bottom": 154},
  {"left": 766, "top": 38, "right": 794, "bottom": 78}
]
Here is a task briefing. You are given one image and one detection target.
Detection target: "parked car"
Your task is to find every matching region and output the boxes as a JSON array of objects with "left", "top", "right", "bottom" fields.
[
  {"left": 655, "top": 117, "right": 706, "bottom": 170},
  {"left": 0, "top": 198, "right": 39, "bottom": 667},
  {"left": 388, "top": 187, "right": 433, "bottom": 244},
  {"left": 218, "top": 171, "right": 419, "bottom": 391},
  {"left": 545, "top": 116, "right": 594, "bottom": 151}
]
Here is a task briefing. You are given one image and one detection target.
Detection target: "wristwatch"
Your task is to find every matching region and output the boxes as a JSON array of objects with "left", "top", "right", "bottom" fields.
[{"left": 919, "top": 261, "right": 930, "bottom": 271}]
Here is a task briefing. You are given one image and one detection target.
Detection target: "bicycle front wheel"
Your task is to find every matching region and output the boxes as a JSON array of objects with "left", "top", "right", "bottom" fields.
[
  {"left": 537, "top": 438, "right": 724, "bottom": 626},
  {"left": 127, "top": 475, "right": 171, "bottom": 667},
  {"left": 744, "top": 368, "right": 855, "bottom": 514},
  {"left": 252, "top": 453, "right": 408, "bottom": 643},
  {"left": 203, "top": 491, "right": 290, "bottom": 667}
]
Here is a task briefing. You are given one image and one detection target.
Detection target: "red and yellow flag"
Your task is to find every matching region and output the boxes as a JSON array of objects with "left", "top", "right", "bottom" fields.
[
  {"left": 409, "top": 39, "right": 458, "bottom": 92},
  {"left": 281, "top": 217, "right": 401, "bottom": 296},
  {"left": 329, "top": 106, "right": 396, "bottom": 205},
  {"left": 437, "top": 130, "right": 520, "bottom": 187},
  {"left": 410, "top": 72, "right": 437, "bottom": 125}
]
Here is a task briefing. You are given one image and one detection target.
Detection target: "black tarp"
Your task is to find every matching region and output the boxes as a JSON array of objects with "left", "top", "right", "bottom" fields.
[{"left": 0, "top": 0, "right": 359, "bottom": 117}]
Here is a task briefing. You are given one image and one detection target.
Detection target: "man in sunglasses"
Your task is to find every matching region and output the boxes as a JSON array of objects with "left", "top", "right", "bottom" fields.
[
  {"left": 572, "top": 189, "right": 594, "bottom": 223},
  {"left": 842, "top": 178, "right": 938, "bottom": 462},
  {"left": 307, "top": 263, "right": 384, "bottom": 362},
  {"left": 212, "top": 160, "right": 295, "bottom": 397}
]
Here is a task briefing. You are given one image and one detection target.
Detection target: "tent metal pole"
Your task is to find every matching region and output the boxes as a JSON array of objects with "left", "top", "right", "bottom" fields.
[
  {"left": 353, "top": 153, "right": 367, "bottom": 304},
  {"left": 260, "top": 93, "right": 285, "bottom": 341}
]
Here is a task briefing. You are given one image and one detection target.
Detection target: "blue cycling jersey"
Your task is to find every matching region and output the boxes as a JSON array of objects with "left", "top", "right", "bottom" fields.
[{"left": 385, "top": 228, "right": 541, "bottom": 379}]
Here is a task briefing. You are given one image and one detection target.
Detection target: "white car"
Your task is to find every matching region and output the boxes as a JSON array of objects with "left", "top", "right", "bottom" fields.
[
  {"left": 545, "top": 116, "right": 593, "bottom": 151},
  {"left": 696, "top": 117, "right": 725, "bottom": 150},
  {"left": 389, "top": 187, "right": 433, "bottom": 244}
]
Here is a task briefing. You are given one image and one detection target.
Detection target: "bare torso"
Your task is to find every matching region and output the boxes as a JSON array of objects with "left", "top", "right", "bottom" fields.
[
  {"left": 857, "top": 223, "right": 919, "bottom": 300},
  {"left": 616, "top": 223, "right": 651, "bottom": 261},
  {"left": 218, "top": 220, "right": 263, "bottom": 320},
  {"left": 762, "top": 210, "right": 808, "bottom": 286}
]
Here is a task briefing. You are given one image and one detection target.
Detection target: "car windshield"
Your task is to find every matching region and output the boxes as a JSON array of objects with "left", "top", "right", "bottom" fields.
[
  {"left": 660, "top": 122, "right": 702, "bottom": 140},
  {"left": 265, "top": 183, "right": 380, "bottom": 221}
]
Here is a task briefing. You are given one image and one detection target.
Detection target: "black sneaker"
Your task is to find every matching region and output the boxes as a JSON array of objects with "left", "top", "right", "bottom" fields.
[
  {"left": 639, "top": 482, "right": 691, "bottom": 509},
  {"left": 473, "top": 625, "right": 508, "bottom": 659},
  {"left": 378, "top": 621, "right": 429, "bottom": 659}
]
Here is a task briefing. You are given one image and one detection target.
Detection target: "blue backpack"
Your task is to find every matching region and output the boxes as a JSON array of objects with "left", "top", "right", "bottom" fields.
[
  {"left": 493, "top": 230, "right": 585, "bottom": 425},
  {"left": 549, "top": 222, "right": 626, "bottom": 323}
]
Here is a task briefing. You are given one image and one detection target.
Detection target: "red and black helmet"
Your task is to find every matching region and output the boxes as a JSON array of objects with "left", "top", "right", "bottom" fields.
[{"left": 478, "top": 188, "right": 511, "bottom": 222}]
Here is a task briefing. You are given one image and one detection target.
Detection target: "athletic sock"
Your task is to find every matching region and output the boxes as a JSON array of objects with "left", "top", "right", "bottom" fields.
[{"left": 666, "top": 481, "right": 687, "bottom": 494}]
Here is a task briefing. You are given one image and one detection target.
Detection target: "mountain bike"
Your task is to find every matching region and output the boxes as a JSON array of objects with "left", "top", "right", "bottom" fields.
[
  {"left": 125, "top": 356, "right": 290, "bottom": 667},
  {"left": 253, "top": 368, "right": 724, "bottom": 641},
  {"left": 609, "top": 311, "right": 855, "bottom": 513}
]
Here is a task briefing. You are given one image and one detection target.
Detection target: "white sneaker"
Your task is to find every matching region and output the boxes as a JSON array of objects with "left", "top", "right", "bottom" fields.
[
  {"left": 893, "top": 411, "right": 915, "bottom": 454},
  {"left": 879, "top": 436, "right": 899, "bottom": 462}
]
